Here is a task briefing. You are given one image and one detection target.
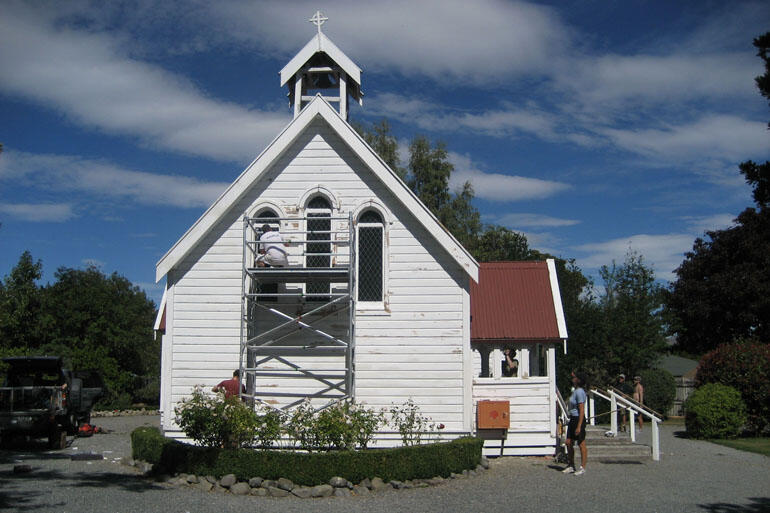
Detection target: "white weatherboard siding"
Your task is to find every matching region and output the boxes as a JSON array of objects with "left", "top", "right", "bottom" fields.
[
  {"left": 163, "top": 117, "right": 469, "bottom": 438},
  {"left": 473, "top": 378, "right": 556, "bottom": 456}
]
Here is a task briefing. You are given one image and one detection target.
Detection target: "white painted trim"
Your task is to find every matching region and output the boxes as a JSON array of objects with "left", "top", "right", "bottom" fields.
[
  {"left": 546, "top": 258, "right": 568, "bottom": 339},
  {"left": 462, "top": 279, "right": 472, "bottom": 432},
  {"left": 547, "top": 345, "right": 557, "bottom": 437},
  {"left": 351, "top": 199, "right": 392, "bottom": 225},
  {"left": 299, "top": 186, "right": 340, "bottom": 212},
  {"left": 355, "top": 203, "right": 388, "bottom": 309},
  {"left": 153, "top": 287, "right": 167, "bottom": 331},
  {"left": 160, "top": 279, "right": 174, "bottom": 428},
  {"left": 473, "top": 376, "right": 551, "bottom": 385},
  {"left": 280, "top": 32, "right": 362, "bottom": 87},
  {"left": 156, "top": 96, "right": 479, "bottom": 283},
  {"left": 248, "top": 201, "right": 287, "bottom": 220}
]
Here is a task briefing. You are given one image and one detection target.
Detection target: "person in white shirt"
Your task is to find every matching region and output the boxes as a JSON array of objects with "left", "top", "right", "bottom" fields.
[{"left": 257, "top": 224, "right": 289, "bottom": 267}]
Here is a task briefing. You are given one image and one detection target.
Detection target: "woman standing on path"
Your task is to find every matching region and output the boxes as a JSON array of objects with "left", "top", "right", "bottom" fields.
[
  {"left": 563, "top": 371, "right": 588, "bottom": 476},
  {"left": 633, "top": 375, "right": 644, "bottom": 431}
]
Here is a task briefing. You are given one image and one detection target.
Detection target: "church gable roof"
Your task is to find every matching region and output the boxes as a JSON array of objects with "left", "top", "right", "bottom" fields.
[
  {"left": 280, "top": 32, "right": 362, "bottom": 87},
  {"left": 155, "top": 96, "right": 479, "bottom": 282}
]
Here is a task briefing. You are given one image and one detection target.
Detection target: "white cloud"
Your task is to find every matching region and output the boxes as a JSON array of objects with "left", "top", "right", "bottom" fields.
[
  {"left": 0, "top": 4, "right": 289, "bottom": 163},
  {"left": 497, "top": 213, "right": 580, "bottom": 229},
  {"left": 574, "top": 233, "right": 696, "bottom": 280},
  {"left": 366, "top": 93, "right": 570, "bottom": 142},
  {"left": 205, "top": 0, "right": 569, "bottom": 82},
  {"left": 0, "top": 202, "right": 76, "bottom": 222},
  {"left": 448, "top": 152, "right": 570, "bottom": 202},
  {"left": 600, "top": 115, "right": 768, "bottom": 163},
  {"left": 683, "top": 213, "right": 737, "bottom": 234},
  {"left": 563, "top": 53, "right": 760, "bottom": 112},
  {"left": 1, "top": 151, "right": 229, "bottom": 209}
]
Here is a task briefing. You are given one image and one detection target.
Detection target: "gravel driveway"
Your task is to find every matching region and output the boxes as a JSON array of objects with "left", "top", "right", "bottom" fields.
[{"left": 1, "top": 416, "right": 768, "bottom": 513}]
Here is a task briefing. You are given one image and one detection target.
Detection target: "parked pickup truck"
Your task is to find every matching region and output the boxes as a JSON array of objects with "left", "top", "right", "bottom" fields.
[{"left": 0, "top": 356, "right": 103, "bottom": 449}]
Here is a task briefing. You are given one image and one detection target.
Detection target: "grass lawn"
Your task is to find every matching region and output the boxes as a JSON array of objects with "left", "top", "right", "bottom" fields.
[{"left": 710, "top": 438, "right": 770, "bottom": 457}]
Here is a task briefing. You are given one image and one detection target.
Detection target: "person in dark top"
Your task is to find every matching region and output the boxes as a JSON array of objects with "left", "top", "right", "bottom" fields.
[
  {"left": 563, "top": 371, "right": 588, "bottom": 476},
  {"left": 212, "top": 370, "right": 246, "bottom": 399},
  {"left": 502, "top": 348, "right": 518, "bottom": 377},
  {"left": 616, "top": 374, "right": 632, "bottom": 432}
]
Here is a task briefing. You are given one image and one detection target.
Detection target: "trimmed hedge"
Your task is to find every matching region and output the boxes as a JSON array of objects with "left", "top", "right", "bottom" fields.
[
  {"left": 131, "top": 427, "right": 483, "bottom": 486},
  {"left": 131, "top": 426, "right": 173, "bottom": 463}
]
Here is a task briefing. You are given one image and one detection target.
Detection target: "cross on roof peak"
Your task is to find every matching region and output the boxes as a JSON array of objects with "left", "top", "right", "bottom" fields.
[{"left": 309, "top": 10, "right": 328, "bottom": 37}]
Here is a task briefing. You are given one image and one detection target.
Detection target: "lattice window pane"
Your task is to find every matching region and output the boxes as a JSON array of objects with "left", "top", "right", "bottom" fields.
[
  {"left": 307, "top": 213, "right": 330, "bottom": 299},
  {"left": 358, "top": 226, "right": 383, "bottom": 302}
]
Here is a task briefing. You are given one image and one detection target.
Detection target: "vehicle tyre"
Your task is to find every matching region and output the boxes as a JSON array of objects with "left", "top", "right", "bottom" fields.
[
  {"left": 66, "top": 414, "right": 79, "bottom": 436},
  {"left": 48, "top": 425, "right": 67, "bottom": 450}
]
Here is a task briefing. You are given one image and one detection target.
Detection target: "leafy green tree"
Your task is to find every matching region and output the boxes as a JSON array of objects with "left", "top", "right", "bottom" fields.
[
  {"left": 473, "top": 225, "right": 531, "bottom": 261},
  {"left": 407, "top": 135, "right": 453, "bottom": 214},
  {"left": 600, "top": 251, "right": 667, "bottom": 377},
  {"left": 0, "top": 251, "right": 44, "bottom": 351},
  {"left": 39, "top": 265, "right": 159, "bottom": 406},
  {"left": 667, "top": 32, "right": 770, "bottom": 354},
  {"left": 353, "top": 119, "right": 405, "bottom": 179}
]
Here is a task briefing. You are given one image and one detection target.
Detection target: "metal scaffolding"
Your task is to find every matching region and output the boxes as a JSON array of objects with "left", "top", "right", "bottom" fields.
[{"left": 239, "top": 214, "right": 356, "bottom": 412}]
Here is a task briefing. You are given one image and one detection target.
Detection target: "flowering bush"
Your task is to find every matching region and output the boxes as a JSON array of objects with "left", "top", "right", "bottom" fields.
[
  {"left": 286, "top": 400, "right": 384, "bottom": 451},
  {"left": 254, "top": 404, "right": 285, "bottom": 448},
  {"left": 390, "top": 399, "right": 436, "bottom": 446},
  {"left": 174, "top": 386, "right": 258, "bottom": 448},
  {"left": 175, "top": 388, "right": 432, "bottom": 451}
]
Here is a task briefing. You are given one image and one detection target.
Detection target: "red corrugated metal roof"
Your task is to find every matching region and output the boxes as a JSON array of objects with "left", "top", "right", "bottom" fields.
[{"left": 471, "top": 261, "right": 561, "bottom": 342}]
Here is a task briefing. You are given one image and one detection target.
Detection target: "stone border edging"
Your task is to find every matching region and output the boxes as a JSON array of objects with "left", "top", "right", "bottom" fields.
[
  {"left": 92, "top": 409, "right": 159, "bottom": 417},
  {"left": 127, "top": 457, "right": 491, "bottom": 498}
]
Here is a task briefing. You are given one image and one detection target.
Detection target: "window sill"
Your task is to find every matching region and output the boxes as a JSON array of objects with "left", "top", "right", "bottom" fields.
[{"left": 356, "top": 303, "right": 390, "bottom": 316}]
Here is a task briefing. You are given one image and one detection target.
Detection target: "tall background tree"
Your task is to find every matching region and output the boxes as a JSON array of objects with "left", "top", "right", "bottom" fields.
[
  {"left": 0, "top": 254, "right": 160, "bottom": 408},
  {"left": 667, "top": 32, "right": 770, "bottom": 355}
]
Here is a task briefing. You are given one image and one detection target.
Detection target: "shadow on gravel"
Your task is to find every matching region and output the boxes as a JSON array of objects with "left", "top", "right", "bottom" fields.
[
  {"left": 0, "top": 450, "right": 74, "bottom": 465},
  {"left": 698, "top": 497, "right": 770, "bottom": 512},
  {"left": 1, "top": 467, "right": 164, "bottom": 493},
  {"left": 674, "top": 430, "right": 689, "bottom": 438}
]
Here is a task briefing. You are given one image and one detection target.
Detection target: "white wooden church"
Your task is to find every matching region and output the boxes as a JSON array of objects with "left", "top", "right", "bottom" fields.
[{"left": 155, "top": 13, "right": 568, "bottom": 456}]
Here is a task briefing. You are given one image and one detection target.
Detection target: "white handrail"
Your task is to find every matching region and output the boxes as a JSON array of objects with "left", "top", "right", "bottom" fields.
[{"left": 589, "top": 387, "right": 661, "bottom": 461}]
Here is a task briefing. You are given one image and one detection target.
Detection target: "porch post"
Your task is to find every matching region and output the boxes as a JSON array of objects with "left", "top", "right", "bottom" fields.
[
  {"left": 491, "top": 347, "right": 503, "bottom": 379},
  {"left": 610, "top": 394, "right": 618, "bottom": 434}
]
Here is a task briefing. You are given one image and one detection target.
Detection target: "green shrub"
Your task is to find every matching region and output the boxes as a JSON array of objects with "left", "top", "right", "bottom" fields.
[
  {"left": 639, "top": 368, "right": 676, "bottom": 417},
  {"left": 696, "top": 340, "right": 770, "bottom": 433},
  {"left": 685, "top": 383, "right": 747, "bottom": 439},
  {"left": 389, "top": 399, "right": 435, "bottom": 446},
  {"left": 153, "top": 436, "right": 482, "bottom": 485},
  {"left": 174, "top": 386, "right": 259, "bottom": 448},
  {"left": 131, "top": 426, "right": 171, "bottom": 463},
  {"left": 254, "top": 405, "right": 284, "bottom": 448}
]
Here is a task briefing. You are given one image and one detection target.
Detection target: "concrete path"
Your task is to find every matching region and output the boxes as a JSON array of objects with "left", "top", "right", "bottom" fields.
[{"left": 0, "top": 416, "right": 767, "bottom": 513}]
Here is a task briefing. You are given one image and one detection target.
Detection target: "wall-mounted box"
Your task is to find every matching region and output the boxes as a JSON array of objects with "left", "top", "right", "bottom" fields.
[{"left": 477, "top": 400, "right": 510, "bottom": 429}]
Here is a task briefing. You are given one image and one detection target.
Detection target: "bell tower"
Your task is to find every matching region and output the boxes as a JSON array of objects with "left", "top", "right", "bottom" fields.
[{"left": 280, "top": 11, "right": 363, "bottom": 120}]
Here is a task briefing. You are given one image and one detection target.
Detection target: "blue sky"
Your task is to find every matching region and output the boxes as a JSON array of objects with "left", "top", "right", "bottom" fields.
[{"left": 1, "top": 0, "right": 768, "bottom": 304}]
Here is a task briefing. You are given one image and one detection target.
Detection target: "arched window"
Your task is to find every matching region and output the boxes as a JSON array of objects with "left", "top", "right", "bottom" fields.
[
  {"left": 357, "top": 209, "right": 384, "bottom": 302},
  {"left": 306, "top": 196, "right": 332, "bottom": 299}
]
